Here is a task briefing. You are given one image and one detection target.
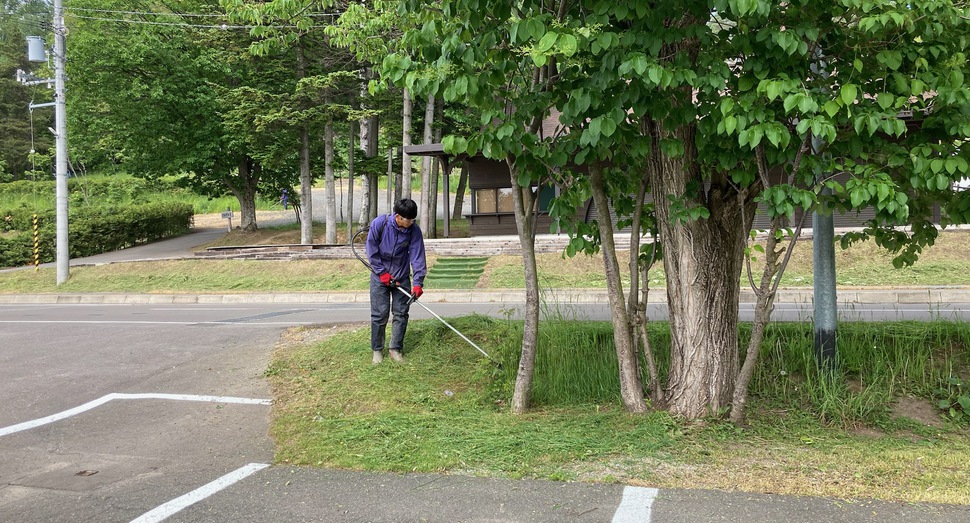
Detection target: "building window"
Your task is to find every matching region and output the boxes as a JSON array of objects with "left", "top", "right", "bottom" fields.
[
  {"left": 473, "top": 185, "right": 555, "bottom": 213},
  {"left": 475, "top": 189, "right": 497, "bottom": 213}
]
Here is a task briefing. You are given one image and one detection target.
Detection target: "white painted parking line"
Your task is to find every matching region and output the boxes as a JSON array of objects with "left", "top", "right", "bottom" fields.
[
  {"left": 130, "top": 462, "right": 270, "bottom": 523},
  {"left": 612, "top": 486, "right": 659, "bottom": 523},
  {"left": 0, "top": 393, "right": 271, "bottom": 437}
]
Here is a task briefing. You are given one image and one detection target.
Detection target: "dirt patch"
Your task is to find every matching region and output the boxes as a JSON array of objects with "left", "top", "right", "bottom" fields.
[
  {"left": 849, "top": 426, "right": 885, "bottom": 438},
  {"left": 276, "top": 323, "right": 367, "bottom": 350},
  {"left": 192, "top": 210, "right": 296, "bottom": 230},
  {"left": 890, "top": 396, "right": 944, "bottom": 427}
]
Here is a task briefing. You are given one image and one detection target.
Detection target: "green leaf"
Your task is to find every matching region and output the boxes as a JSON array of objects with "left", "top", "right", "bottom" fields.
[
  {"left": 840, "top": 84, "right": 858, "bottom": 105},
  {"left": 766, "top": 81, "right": 781, "bottom": 101},
  {"left": 911, "top": 79, "right": 925, "bottom": 96},
  {"left": 633, "top": 55, "right": 648, "bottom": 76},
  {"left": 958, "top": 396, "right": 970, "bottom": 411},
  {"left": 877, "top": 183, "right": 890, "bottom": 201},
  {"left": 945, "top": 157, "right": 958, "bottom": 175},
  {"left": 783, "top": 94, "right": 799, "bottom": 113},
  {"left": 648, "top": 65, "right": 662, "bottom": 85},
  {"left": 528, "top": 18, "right": 545, "bottom": 40},
  {"left": 748, "top": 126, "right": 764, "bottom": 148},
  {"left": 766, "top": 127, "right": 782, "bottom": 147},
  {"left": 601, "top": 117, "right": 617, "bottom": 137},
  {"left": 798, "top": 96, "right": 817, "bottom": 114},
  {"left": 823, "top": 100, "right": 841, "bottom": 117},
  {"left": 876, "top": 92, "right": 894, "bottom": 110},
  {"left": 531, "top": 51, "right": 548, "bottom": 67},
  {"left": 951, "top": 69, "right": 965, "bottom": 89},
  {"left": 510, "top": 21, "right": 522, "bottom": 44},
  {"left": 559, "top": 34, "right": 578, "bottom": 57},
  {"left": 537, "top": 31, "right": 558, "bottom": 53},
  {"left": 597, "top": 33, "right": 613, "bottom": 52},
  {"left": 724, "top": 115, "right": 738, "bottom": 135}
]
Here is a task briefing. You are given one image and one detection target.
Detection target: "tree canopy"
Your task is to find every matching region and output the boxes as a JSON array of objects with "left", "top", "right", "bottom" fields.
[{"left": 385, "top": 0, "right": 970, "bottom": 418}]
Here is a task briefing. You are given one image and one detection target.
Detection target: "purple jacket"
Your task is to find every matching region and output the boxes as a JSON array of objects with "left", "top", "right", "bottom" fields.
[{"left": 365, "top": 214, "right": 427, "bottom": 287}]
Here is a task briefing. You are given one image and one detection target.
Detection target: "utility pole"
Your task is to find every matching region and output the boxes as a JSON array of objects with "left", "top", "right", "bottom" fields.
[
  {"left": 53, "top": 0, "right": 69, "bottom": 284},
  {"left": 17, "top": 4, "right": 69, "bottom": 284}
]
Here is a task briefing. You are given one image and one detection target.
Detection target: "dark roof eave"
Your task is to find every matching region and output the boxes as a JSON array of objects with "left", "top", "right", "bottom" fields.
[{"left": 403, "top": 143, "right": 446, "bottom": 156}]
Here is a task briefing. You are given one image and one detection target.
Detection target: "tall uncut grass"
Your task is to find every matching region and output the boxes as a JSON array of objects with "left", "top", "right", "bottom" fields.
[{"left": 482, "top": 316, "right": 969, "bottom": 426}]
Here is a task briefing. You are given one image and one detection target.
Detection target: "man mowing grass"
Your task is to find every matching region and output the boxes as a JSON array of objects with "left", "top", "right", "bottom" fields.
[{"left": 365, "top": 198, "right": 428, "bottom": 364}]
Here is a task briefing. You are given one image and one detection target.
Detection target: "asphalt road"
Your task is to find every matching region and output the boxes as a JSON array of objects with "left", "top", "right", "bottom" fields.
[{"left": 2, "top": 302, "right": 969, "bottom": 522}]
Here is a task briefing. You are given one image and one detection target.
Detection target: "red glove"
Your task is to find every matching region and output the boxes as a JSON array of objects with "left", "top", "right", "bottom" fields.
[
  {"left": 411, "top": 285, "right": 423, "bottom": 299},
  {"left": 379, "top": 273, "right": 393, "bottom": 286}
]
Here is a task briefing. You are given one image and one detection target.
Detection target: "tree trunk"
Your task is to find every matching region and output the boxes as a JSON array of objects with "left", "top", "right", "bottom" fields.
[
  {"left": 429, "top": 157, "right": 439, "bottom": 239},
  {"left": 648, "top": 121, "right": 748, "bottom": 419},
  {"left": 324, "top": 119, "right": 336, "bottom": 244},
  {"left": 400, "top": 87, "right": 412, "bottom": 201},
  {"left": 452, "top": 163, "right": 468, "bottom": 220},
  {"left": 730, "top": 275, "right": 776, "bottom": 424},
  {"left": 359, "top": 68, "right": 378, "bottom": 227},
  {"left": 590, "top": 164, "right": 647, "bottom": 413},
  {"left": 229, "top": 157, "right": 259, "bottom": 232},
  {"left": 508, "top": 157, "right": 540, "bottom": 415},
  {"left": 297, "top": 42, "right": 313, "bottom": 245},
  {"left": 429, "top": 101, "right": 444, "bottom": 238},
  {"left": 730, "top": 150, "right": 808, "bottom": 423},
  {"left": 360, "top": 68, "right": 379, "bottom": 155},
  {"left": 419, "top": 94, "right": 434, "bottom": 229},
  {"left": 347, "top": 122, "right": 355, "bottom": 242},
  {"left": 359, "top": 172, "right": 373, "bottom": 227},
  {"left": 629, "top": 170, "right": 661, "bottom": 404}
]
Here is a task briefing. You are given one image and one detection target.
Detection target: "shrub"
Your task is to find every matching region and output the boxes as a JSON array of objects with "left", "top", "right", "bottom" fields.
[{"left": 0, "top": 201, "right": 192, "bottom": 268}]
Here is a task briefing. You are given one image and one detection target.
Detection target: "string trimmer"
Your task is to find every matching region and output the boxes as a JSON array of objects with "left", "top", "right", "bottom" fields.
[{"left": 351, "top": 227, "right": 498, "bottom": 364}]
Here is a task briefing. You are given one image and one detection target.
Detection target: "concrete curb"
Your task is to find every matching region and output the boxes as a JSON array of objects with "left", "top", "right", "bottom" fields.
[{"left": 2, "top": 287, "right": 969, "bottom": 305}]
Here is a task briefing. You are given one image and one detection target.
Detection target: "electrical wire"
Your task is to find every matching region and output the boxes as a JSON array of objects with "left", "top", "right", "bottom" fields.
[
  {"left": 67, "top": 14, "right": 337, "bottom": 30},
  {"left": 68, "top": 15, "right": 252, "bottom": 29},
  {"left": 68, "top": 7, "right": 342, "bottom": 19},
  {"left": 28, "top": 106, "right": 36, "bottom": 172}
]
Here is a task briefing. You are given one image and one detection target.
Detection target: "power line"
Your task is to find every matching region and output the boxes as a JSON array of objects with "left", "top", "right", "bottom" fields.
[
  {"left": 6, "top": 9, "right": 344, "bottom": 32},
  {"left": 68, "top": 7, "right": 342, "bottom": 19},
  {"left": 67, "top": 14, "right": 336, "bottom": 30},
  {"left": 68, "top": 8, "right": 228, "bottom": 18},
  {"left": 69, "top": 14, "right": 251, "bottom": 29}
]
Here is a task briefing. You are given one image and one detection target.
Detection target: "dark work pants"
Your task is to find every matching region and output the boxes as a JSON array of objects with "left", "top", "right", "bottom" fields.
[{"left": 370, "top": 280, "right": 411, "bottom": 353}]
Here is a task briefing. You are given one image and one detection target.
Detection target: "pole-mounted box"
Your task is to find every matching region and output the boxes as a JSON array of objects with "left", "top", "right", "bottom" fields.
[{"left": 27, "top": 36, "right": 46, "bottom": 62}]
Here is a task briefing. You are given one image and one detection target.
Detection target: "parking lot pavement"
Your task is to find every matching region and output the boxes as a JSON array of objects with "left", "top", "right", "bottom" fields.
[
  {"left": 0, "top": 395, "right": 272, "bottom": 523},
  {"left": 3, "top": 304, "right": 970, "bottom": 522}
]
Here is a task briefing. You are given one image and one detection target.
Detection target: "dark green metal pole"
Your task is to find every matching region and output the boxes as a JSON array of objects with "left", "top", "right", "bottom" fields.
[{"left": 813, "top": 136, "right": 838, "bottom": 371}]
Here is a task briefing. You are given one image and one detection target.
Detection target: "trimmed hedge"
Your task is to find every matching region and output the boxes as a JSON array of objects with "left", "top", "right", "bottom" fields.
[
  {"left": 0, "top": 202, "right": 193, "bottom": 268},
  {"left": 0, "top": 177, "right": 180, "bottom": 200}
]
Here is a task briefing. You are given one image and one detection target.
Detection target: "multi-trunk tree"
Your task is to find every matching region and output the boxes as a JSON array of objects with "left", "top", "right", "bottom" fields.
[{"left": 389, "top": 0, "right": 970, "bottom": 420}]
